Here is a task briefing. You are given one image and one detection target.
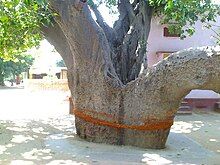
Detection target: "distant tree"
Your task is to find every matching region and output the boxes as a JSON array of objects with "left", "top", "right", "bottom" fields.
[
  {"left": 56, "top": 59, "right": 66, "bottom": 67},
  {"left": 0, "top": 55, "right": 34, "bottom": 86}
]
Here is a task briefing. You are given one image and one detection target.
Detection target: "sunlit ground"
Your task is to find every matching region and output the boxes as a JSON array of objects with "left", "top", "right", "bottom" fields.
[
  {"left": 0, "top": 87, "right": 69, "bottom": 120},
  {"left": 0, "top": 87, "right": 220, "bottom": 165}
]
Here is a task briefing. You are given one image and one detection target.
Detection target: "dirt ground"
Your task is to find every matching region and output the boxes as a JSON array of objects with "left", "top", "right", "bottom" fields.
[{"left": 0, "top": 88, "right": 220, "bottom": 165}]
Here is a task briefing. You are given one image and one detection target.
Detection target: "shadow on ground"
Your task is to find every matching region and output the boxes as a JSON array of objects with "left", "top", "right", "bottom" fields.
[{"left": 0, "top": 114, "right": 219, "bottom": 165}]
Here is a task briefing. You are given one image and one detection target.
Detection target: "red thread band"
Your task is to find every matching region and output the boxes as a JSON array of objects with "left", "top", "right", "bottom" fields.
[{"left": 73, "top": 109, "right": 173, "bottom": 131}]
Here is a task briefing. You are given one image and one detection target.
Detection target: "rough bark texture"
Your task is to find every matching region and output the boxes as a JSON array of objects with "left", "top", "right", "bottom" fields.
[
  {"left": 45, "top": 0, "right": 220, "bottom": 149},
  {"left": 90, "top": 0, "right": 152, "bottom": 84},
  {"left": 122, "top": 47, "right": 220, "bottom": 148}
]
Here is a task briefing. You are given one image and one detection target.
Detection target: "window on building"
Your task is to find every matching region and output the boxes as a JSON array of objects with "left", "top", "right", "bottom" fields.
[
  {"left": 163, "top": 27, "right": 180, "bottom": 37},
  {"left": 156, "top": 51, "right": 175, "bottom": 59}
]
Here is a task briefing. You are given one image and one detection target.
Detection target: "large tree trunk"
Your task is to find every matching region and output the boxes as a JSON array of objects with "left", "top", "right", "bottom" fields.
[{"left": 46, "top": 0, "right": 220, "bottom": 149}]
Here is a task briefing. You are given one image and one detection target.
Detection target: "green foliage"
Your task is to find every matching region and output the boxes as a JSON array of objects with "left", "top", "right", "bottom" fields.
[
  {"left": 56, "top": 59, "right": 66, "bottom": 67},
  {"left": 0, "top": 54, "right": 34, "bottom": 85},
  {"left": 0, "top": 0, "right": 51, "bottom": 60}
]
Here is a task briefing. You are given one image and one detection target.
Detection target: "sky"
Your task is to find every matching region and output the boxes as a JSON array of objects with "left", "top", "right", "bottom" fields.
[
  {"left": 28, "top": 40, "right": 62, "bottom": 69},
  {"left": 93, "top": 4, "right": 118, "bottom": 27}
]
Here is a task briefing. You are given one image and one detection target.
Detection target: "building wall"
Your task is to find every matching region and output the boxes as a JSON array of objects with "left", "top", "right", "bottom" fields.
[
  {"left": 147, "top": 17, "right": 220, "bottom": 99},
  {"left": 147, "top": 17, "right": 219, "bottom": 68}
]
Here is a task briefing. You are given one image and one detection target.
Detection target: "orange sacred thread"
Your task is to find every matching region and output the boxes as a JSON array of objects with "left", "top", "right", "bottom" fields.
[{"left": 73, "top": 109, "right": 173, "bottom": 131}]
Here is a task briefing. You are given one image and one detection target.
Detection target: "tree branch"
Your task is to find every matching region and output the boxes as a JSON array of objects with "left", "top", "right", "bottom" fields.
[
  {"left": 48, "top": 0, "right": 123, "bottom": 87},
  {"left": 41, "top": 21, "right": 73, "bottom": 70},
  {"left": 112, "top": 1, "right": 153, "bottom": 83},
  {"left": 113, "top": 0, "right": 132, "bottom": 43},
  {"left": 122, "top": 0, "right": 136, "bottom": 22},
  {"left": 123, "top": 46, "right": 220, "bottom": 125},
  {"left": 48, "top": 0, "right": 86, "bottom": 12},
  {"left": 88, "top": 1, "right": 116, "bottom": 44},
  {"left": 155, "top": 47, "right": 220, "bottom": 97},
  {"left": 41, "top": 19, "right": 77, "bottom": 94}
]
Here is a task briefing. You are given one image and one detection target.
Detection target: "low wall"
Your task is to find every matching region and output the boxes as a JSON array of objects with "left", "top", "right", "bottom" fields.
[
  {"left": 184, "top": 98, "right": 220, "bottom": 110},
  {"left": 24, "top": 79, "right": 69, "bottom": 91},
  {"left": 184, "top": 90, "right": 220, "bottom": 110}
]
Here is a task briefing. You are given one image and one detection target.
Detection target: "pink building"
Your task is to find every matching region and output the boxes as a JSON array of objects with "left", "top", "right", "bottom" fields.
[{"left": 147, "top": 17, "right": 220, "bottom": 110}]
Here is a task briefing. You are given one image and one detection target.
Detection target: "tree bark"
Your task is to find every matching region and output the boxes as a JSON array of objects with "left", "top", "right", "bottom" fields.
[
  {"left": 89, "top": 0, "right": 153, "bottom": 84},
  {"left": 111, "top": 0, "right": 152, "bottom": 84},
  {"left": 122, "top": 47, "right": 220, "bottom": 148},
  {"left": 46, "top": 1, "right": 220, "bottom": 149},
  {"left": 48, "top": 0, "right": 124, "bottom": 145}
]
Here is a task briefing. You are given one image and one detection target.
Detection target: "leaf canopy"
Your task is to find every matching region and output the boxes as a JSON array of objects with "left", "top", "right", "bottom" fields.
[
  {"left": 0, "top": 0, "right": 51, "bottom": 60},
  {"left": 0, "top": 54, "right": 34, "bottom": 85}
]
